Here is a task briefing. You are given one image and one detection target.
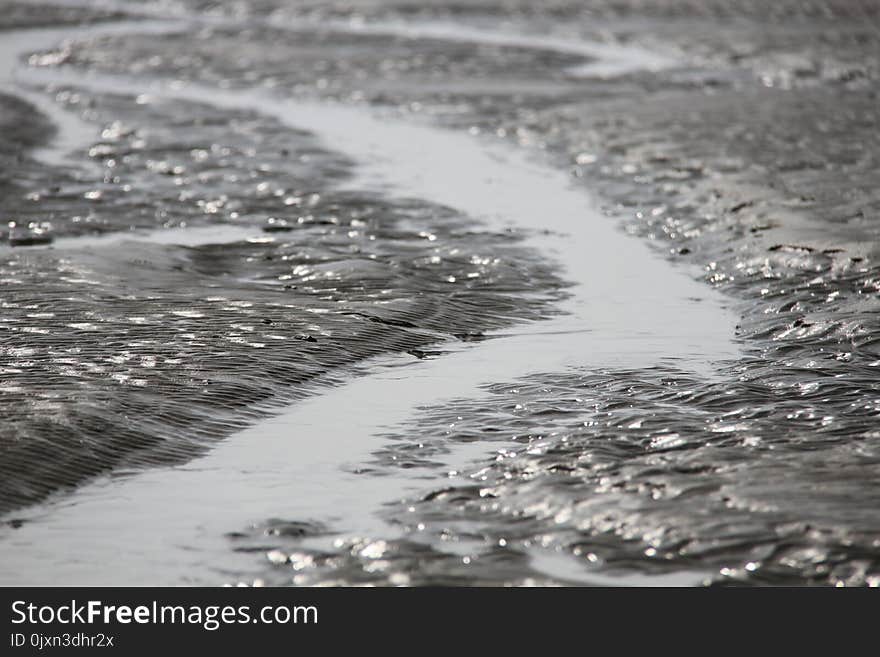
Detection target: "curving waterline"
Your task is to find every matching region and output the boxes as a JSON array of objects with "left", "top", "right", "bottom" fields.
[
  {"left": 0, "top": 18, "right": 735, "bottom": 585},
  {"left": 0, "top": 19, "right": 188, "bottom": 168},
  {"left": 1, "top": 10, "right": 673, "bottom": 170},
  {"left": 28, "top": 0, "right": 677, "bottom": 78},
  {"left": 289, "top": 18, "right": 677, "bottom": 79}
]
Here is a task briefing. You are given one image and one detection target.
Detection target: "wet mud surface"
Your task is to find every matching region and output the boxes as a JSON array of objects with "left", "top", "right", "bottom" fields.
[
  {"left": 0, "top": 88, "right": 564, "bottom": 511},
  {"left": 1, "top": 1, "right": 879, "bottom": 586}
]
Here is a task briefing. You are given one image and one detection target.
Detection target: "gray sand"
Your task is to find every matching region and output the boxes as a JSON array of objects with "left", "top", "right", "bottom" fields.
[{"left": 0, "top": 1, "right": 878, "bottom": 586}]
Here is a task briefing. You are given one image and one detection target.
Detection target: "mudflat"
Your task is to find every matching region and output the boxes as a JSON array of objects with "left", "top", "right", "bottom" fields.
[{"left": 0, "top": 1, "right": 878, "bottom": 586}]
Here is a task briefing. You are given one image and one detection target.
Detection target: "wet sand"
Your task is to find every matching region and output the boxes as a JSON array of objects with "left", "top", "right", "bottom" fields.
[
  {"left": 0, "top": 21, "right": 734, "bottom": 582},
  {"left": 1, "top": 1, "right": 879, "bottom": 586}
]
